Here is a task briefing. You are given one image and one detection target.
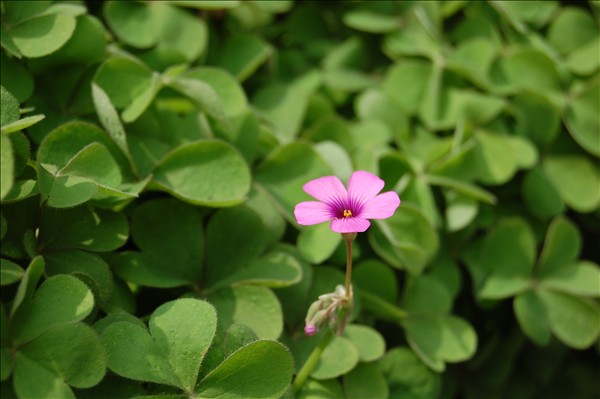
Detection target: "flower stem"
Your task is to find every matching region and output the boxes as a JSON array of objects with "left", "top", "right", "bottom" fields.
[
  {"left": 359, "top": 290, "right": 408, "bottom": 321},
  {"left": 292, "top": 330, "right": 334, "bottom": 393},
  {"left": 345, "top": 241, "right": 352, "bottom": 299},
  {"left": 342, "top": 233, "right": 356, "bottom": 300}
]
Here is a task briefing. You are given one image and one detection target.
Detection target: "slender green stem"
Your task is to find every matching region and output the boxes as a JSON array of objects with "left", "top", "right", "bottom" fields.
[
  {"left": 344, "top": 237, "right": 353, "bottom": 299},
  {"left": 359, "top": 290, "right": 408, "bottom": 321},
  {"left": 292, "top": 330, "right": 334, "bottom": 393}
]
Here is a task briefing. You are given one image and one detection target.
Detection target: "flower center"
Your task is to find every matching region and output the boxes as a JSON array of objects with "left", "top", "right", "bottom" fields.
[{"left": 343, "top": 209, "right": 353, "bottom": 218}]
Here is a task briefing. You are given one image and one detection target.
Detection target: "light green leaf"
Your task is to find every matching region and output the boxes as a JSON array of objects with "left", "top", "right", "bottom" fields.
[
  {"left": 121, "top": 72, "right": 162, "bottom": 123},
  {"left": 151, "top": 140, "right": 251, "bottom": 207},
  {"left": 547, "top": 7, "right": 598, "bottom": 55},
  {"left": 170, "top": 1, "right": 241, "bottom": 9},
  {"left": 149, "top": 299, "right": 218, "bottom": 391},
  {"left": 0, "top": 135, "right": 14, "bottom": 200},
  {"left": 496, "top": 49, "right": 561, "bottom": 95},
  {"left": 378, "top": 347, "right": 442, "bottom": 398},
  {"left": 543, "top": 155, "right": 600, "bottom": 212},
  {"left": 155, "top": 3, "right": 207, "bottom": 62},
  {"left": 426, "top": 174, "right": 496, "bottom": 204},
  {"left": 37, "top": 164, "right": 97, "bottom": 208},
  {"left": 10, "top": 256, "right": 45, "bottom": 318},
  {"left": 28, "top": 14, "right": 108, "bottom": 73},
  {"left": 37, "top": 121, "right": 132, "bottom": 179},
  {"left": 1, "top": 85, "right": 20, "bottom": 127},
  {"left": 565, "top": 80, "right": 600, "bottom": 156},
  {"left": 538, "top": 216, "right": 581, "bottom": 273},
  {"left": 103, "top": 1, "right": 158, "bottom": 48},
  {"left": 437, "top": 89, "right": 506, "bottom": 129},
  {"left": 1, "top": 114, "right": 45, "bottom": 134},
  {"left": 93, "top": 57, "right": 154, "bottom": 109},
  {"left": 343, "top": 10, "right": 400, "bottom": 33},
  {"left": 323, "top": 69, "right": 376, "bottom": 92},
  {"left": 222, "top": 324, "right": 259, "bottom": 358},
  {"left": 215, "top": 249, "right": 302, "bottom": 289},
  {"left": 508, "top": 135, "right": 538, "bottom": 169},
  {"left": 447, "top": 37, "right": 497, "bottom": 86},
  {"left": 540, "top": 261, "right": 600, "bottom": 297},
  {"left": 184, "top": 68, "right": 248, "bottom": 119},
  {"left": 475, "top": 130, "right": 518, "bottom": 185},
  {"left": 354, "top": 89, "right": 410, "bottom": 141},
  {"left": 102, "top": 299, "right": 217, "bottom": 390},
  {"left": 252, "top": 72, "right": 321, "bottom": 143},
  {"left": 2, "top": 179, "right": 38, "bottom": 203},
  {"left": 44, "top": 250, "right": 114, "bottom": 305},
  {"left": 296, "top": 379, "right": 344, "bottom": 399},
  {"left": 196, "top": 340, "right": 293, "bottom": 399},
  {"left": 166, "top": 77, "right": 231, "bottom": 131},
  {"left": 474, "top": 218, "right": 536, "bottom": 300},
  {"left": 9, "top": 13, "right": 76, "bottom": 58},
  {"left": 297, "top": 222, "right": 342, "bottom": 264},
  {"left": 344, "top": 363, "right": 388, "bottom": 399},
  {"left": 311, "top": 336, "right": 359, "bottom": 380},
  {"left": 445, "top": 192, "right": 478, "bottom": 232},
  {"left": 403, "top": 175, "right": 439, "bottom": 227},
  {"left": 383, "top": 16, "right": 440, "bottom": 60},
  {"left": 538, "top": 289, "right": 600, "bottom": 349},
  {"left": 60, "top": 142, "right": 123, "bottom": 188},
  {"left": 566, "top": 36, "right": 600, "bottom": 76},
  {"left": 216, "top": 36, "right": 272, "bottom": 82},
  {"left": 368, "top": 204, "right": 439, "bottom": 274},
  {"left": 254, "top": 142, "right": 333, "bottom": 221},
  {"left": 208, "top": 285, "right": 283, "bottom": 340},
  {"left": 404, "top": 315, "right": 477, "bottom": 372},
  {"left": 102, "top": 322, "right": 181, "bottom": 388},
  {"left": 91, "top": 83, "right": 131, "bottom": 160},
  {"left": 12, "top": 275, "right": 94, "bottom": 345},
  {"left": 343, "top": 324, "right": 386, "bottom": 362}
]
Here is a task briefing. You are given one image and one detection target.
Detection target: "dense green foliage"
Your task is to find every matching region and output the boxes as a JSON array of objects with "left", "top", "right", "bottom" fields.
[{"left": 1, "top": 1, "right": 599, "bottom": 398}]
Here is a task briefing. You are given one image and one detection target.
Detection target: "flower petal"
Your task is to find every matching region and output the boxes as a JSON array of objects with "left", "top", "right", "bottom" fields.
[
  {"left": 347, "top": 171, "right": 385, "bottom": 206},
  {"left": 330, "top": 217, "right": 370, "bottom": 233},
  {"left": 303, "top": 176, "right": 347, "bottom": 204},
  {"left": 360, "top": 191, "right": 401, "bottom": 219},
  {"left": 294, "top": 201, "right": 334, "bottom": 225}
]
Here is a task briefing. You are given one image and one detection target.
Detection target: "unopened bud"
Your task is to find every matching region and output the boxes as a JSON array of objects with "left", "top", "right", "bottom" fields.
[{"left": 304, "top": 323, "right": 318, "bottom": 336}]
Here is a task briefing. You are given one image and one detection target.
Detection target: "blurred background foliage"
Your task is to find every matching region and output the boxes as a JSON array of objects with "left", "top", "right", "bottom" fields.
[{"left": 1, "top": 1, "right": 599, "bottom": 398}]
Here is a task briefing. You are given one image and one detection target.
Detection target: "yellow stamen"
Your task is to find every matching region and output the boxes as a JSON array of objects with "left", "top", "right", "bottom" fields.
[{"left": 343, "top": 209, "right": 353, "bottom": 218}]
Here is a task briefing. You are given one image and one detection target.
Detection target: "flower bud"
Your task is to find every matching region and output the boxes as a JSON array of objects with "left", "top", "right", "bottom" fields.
[{"left": 304, "top": 323, "right": 318, "bottom": 336}]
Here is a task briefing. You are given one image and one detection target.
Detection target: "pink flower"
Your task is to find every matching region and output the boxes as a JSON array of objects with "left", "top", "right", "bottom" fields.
[{"left": 294, "top": 171, "right": 401, "bottom": 233}]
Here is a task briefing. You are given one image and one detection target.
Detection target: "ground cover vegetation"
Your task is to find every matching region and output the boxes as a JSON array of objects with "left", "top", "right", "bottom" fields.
[{"left": 1, "top": 1, "right": 599, "bottom": 398}]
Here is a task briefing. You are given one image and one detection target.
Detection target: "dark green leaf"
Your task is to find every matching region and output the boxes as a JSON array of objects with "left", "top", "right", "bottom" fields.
[
  {"left": 0, "top": 258, "right": 24, "bottom": 286},
  {"left": 14, "top": 323, "right": 106, "bottom": 399}
]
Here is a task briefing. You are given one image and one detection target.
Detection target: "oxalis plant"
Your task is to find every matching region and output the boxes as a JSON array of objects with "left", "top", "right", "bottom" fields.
[
  {"left": 292, "top": 171, "right": 400, "bottom": 392},
  {"left": 1, "top": 1, "right": 600, "bottom": 399}
]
